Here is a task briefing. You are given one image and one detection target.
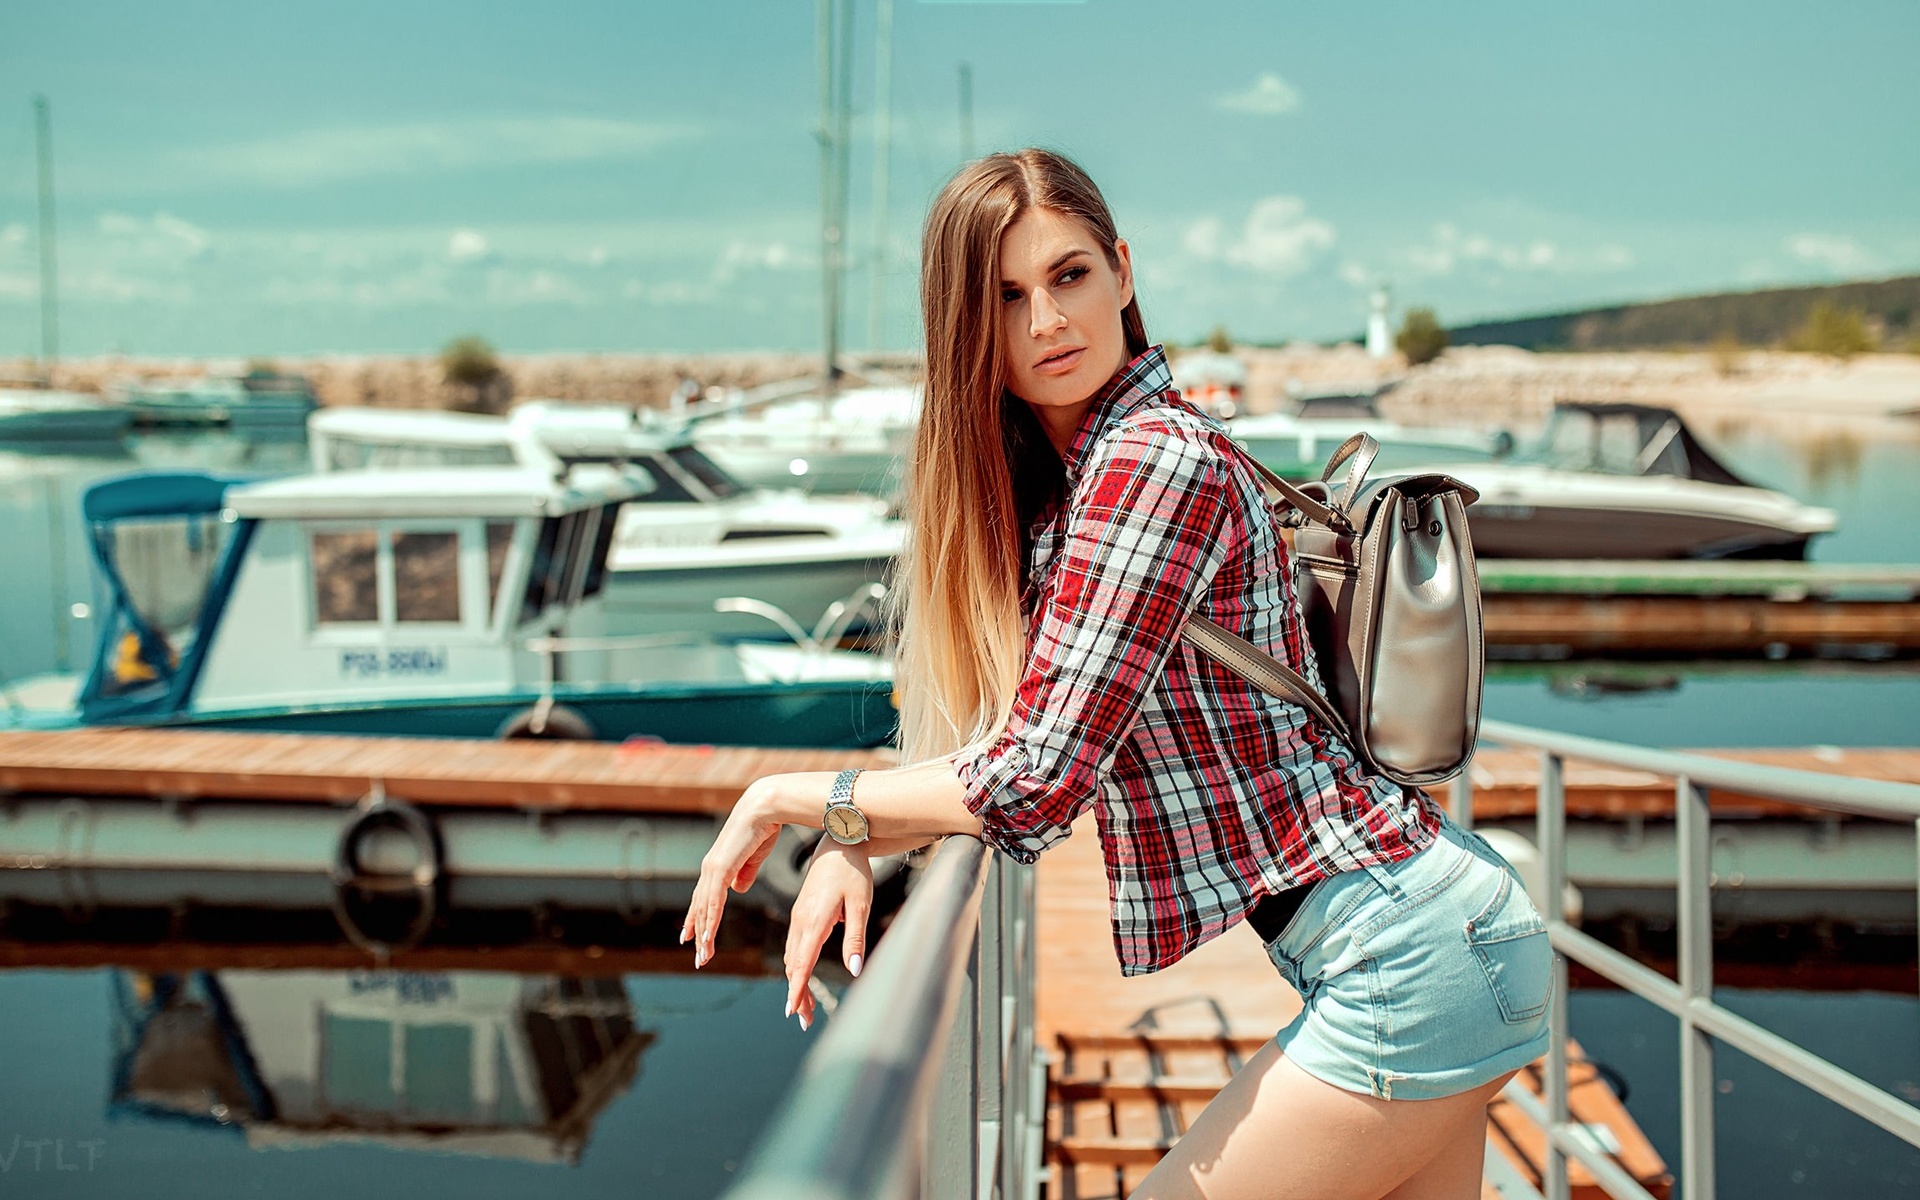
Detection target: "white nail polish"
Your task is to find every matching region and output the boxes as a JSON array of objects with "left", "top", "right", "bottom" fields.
[{"left": 849, "top": 953, "right": 864, "bottom": 978}]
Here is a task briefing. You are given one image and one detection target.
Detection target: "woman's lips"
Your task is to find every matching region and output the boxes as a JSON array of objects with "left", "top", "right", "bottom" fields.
[{"left": 1034, "top": 346, "right": 1085, "bottom": 376}]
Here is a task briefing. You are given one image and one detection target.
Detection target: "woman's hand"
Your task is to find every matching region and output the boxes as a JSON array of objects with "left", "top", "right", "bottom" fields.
[
  {"left": 784, "top": 841, "right": 874, "bottom": 1030},
  {"left": 682, "top": 776, "right": 791, "bottom": 968}
]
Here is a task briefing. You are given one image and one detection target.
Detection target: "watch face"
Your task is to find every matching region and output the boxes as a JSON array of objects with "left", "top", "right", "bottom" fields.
[{"left": 826, "top": 805, "right": 869, "bottom": 843}]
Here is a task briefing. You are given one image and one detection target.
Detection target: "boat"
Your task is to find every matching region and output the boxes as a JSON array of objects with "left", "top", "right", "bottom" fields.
[
  {"left": 309, "top": 403, "right": 903, "bottom": 639},
  {"left": 0, "top": 387, "right": 131, "bottom": 442},
  {"left": 1419, "top": 401, "right": 1838, "bottom": 560},
  {"left": 114, "top": 370, "right": 317, "bottom": 433},
  {"left": 110, "top": 969, "right": 650, "bottom": 1164},
  {"left": 1226, "top": 379, "right": 1504, "bottom": 480},
  {"left": 3, "top": 465, "right": 894, "bottom": 747},
  {"left": 684, "top": 382, "right": 918, "bottom": 497}
]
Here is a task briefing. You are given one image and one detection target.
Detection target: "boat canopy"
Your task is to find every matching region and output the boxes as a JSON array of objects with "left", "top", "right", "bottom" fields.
[
  {"left": 225, "top": 465, "right": 650, "bottom": 520},
  {"left": 1535, "top": 402, "right": 1752, "bottom": 485},
  {"left": 77, "top": 471, "right": 258, "bottom": 722},
  {"left": 83, "top": 470, "right": 238, "bottom": 523}
]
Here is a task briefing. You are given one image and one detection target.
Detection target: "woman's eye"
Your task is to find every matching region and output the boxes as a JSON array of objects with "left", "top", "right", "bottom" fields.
[
  {"left": 1001, "top": 288, "right": 1023, "bottom": 303},
  {"left": 1058, "top": 266, "right": 1088, "bottom": 285}
]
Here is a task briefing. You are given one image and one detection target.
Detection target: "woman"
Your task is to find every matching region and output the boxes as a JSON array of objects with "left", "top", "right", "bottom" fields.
[{"left": 683, "top": 148, "right": 1552, "bottom": 1200}]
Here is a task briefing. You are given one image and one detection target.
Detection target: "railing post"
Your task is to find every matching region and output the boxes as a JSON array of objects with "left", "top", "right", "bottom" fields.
[
  {"left": 1537, "top": 751, "right": 1570, "bottom": 1200},
  {"left": 924, "top": 908, "right": 983, "bottom": 1200},
  {"left": 976, "top": 858, "right": 1005, "bottom": 1200},
  {"left": 1677, "top": 776, "right": 1717, "bottom": 1200},
  {"left": 1450, "top": 770, "right": 1475, "bottom": 832}
]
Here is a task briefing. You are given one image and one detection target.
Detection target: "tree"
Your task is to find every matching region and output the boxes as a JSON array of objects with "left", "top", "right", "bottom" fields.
[
  {"left": 1206, "top": 325, "right": 1234, "bottom": 354},
  {"left": 441, "top": 335, "right": 511, "bottom": 414},
  {"left": 1788, "top": 301, "right": 1876, "bottom": 361},
  {"left": 1396, "top": 307, "right": 1447, "bottom": 366}
]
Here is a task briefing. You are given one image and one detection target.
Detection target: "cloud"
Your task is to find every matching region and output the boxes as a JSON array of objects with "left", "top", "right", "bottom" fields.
[
  {"left": 1403, "top": 223, "right": 1631, "bottom": 276},
  {"left": 98, "top": 211, "right": 211, "bottom": 258},
  {"left": 447, "top": 229, "right": 492, "bottom": 263},
  {"left": 185, "top": 116, "right": 698, "bottom": 188},
  {"left": 1786, "top": 233, "right": 1871, "bottom": 274},
  {"left": 1182, "top": 197, "right": 1335, "bottom": 276},
  {"left": 1217, "top": 72, "right": 1303, "bottom": 116}
]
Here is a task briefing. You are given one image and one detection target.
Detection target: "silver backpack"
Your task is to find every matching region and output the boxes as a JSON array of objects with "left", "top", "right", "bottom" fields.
[{"left": 1182, "top": 434, "right": 1485, "bottom": 788}]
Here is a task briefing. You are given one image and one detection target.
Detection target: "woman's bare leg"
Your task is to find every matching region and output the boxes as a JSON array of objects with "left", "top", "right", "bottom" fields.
[{"left": 1130, "top": 1040, "right": 1515, "bottom": 1200}]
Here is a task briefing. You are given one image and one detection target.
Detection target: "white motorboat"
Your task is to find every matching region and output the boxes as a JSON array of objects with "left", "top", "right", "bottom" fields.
[
  {"left": 2, "top": 464, "right": 894, "bottom": 747},
  {"left": 685, "top": 382, "right": 918, "bottom": 497},
  {"left": 309, "top": 403, "right": 902, "bottom": 639},
  {"left": 1227, "top": 382, "right": 1503, "bottom": 480},
  {"left": 0, "top": 388, "right": 131, "bottom": 442},
  {"left": 1413, "top": 402, "right": 1838, "bottom": 560}
]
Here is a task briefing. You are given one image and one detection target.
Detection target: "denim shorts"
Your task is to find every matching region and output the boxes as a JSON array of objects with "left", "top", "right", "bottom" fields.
[{"left": 1262, "top": 814, "right": 1554, "bottom": 1101}]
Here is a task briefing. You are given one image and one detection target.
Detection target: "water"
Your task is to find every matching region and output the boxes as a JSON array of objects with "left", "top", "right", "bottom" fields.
[
  {"left": 0, "top": 962, "right": 810, "bottom": 1199},
  {"left": 1, "top": 424, "right": 1916, "bottom": 1195},
  {"left": 1572, "top": 988, "right": 1920, "bottom": 1196}
]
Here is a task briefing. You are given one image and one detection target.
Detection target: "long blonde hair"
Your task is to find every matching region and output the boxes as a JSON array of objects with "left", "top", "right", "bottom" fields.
[{"left": 895, "top": 149, "right": 1149, "bottom": 762}]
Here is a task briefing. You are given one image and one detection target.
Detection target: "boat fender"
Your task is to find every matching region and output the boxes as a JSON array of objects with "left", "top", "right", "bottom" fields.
[
  {"left": 496, "top": 702, "right": 597, "bottom": 741},
  {"left": 329, "top": 790, "right": 443, "bottom": 955}
]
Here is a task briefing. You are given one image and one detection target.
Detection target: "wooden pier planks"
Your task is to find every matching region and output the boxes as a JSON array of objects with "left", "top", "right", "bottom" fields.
[
  {"left": 0, "top": 727, "right": 895, "bottom": 813},
  {"left": 1033, "top": 812, "right": 1671, "bottom": 1199},
  {"left": 1476, "top": 561, "right": 1920, "bottom": 653},
  {"left": 3, "top": 727, "right": 1910, "bottom": 822}
]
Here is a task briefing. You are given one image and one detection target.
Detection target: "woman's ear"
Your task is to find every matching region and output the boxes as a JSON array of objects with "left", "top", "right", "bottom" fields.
[{"left": 1113, "top": 238, "right": 1135, "bottom": 309}]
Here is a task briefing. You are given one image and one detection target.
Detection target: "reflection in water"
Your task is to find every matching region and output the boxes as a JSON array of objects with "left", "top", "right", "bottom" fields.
[
  {"left": 1798, "top": 429, "right": 1865, "bottom": 492},
  {"left": 113, "top": 970, "right": 650, "bottom": 1164}
]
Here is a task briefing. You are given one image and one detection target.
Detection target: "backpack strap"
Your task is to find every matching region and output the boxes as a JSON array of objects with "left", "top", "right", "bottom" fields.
[
  {"left": 1319, "top": 433, "right": 1380, "bottom": 510},
  {"left": 1223, "top": 439, "right": 1354, "bottom": 532},
  {"left": 1181, "top": 615, "right": 1355, "bottom": 748}
]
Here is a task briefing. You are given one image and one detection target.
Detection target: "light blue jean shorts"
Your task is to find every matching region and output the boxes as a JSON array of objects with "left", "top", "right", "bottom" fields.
[{"left": 1263, "top": 814, "right": 1554, "bottom": 1101}]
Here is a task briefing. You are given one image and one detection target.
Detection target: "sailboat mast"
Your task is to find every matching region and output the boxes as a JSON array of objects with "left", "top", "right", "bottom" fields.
[
  {"left": 867, "top": 0, "right": 892, "bottom": 351},
  {"left": 816, "top": 0, "right": 840, "bottom": 396},
  {"left": 958, "top": 63, "right": 974, "bottom": 160},
  {"left": 33, "top": 95, "right": 59, "bottom": 380}
]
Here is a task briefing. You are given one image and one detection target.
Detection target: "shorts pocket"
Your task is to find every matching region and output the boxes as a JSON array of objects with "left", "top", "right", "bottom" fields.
[{"left": 1464, "top": 868, "right": 1553, "bottom": 1025}]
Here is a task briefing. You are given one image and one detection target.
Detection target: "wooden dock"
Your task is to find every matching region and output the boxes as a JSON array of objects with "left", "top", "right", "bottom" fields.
[
  {"left": 1033, "top": 814, "right": 1672, "bottom": 1199},
  {"left": 0, "top": 727, "right": 896, "bottom": 812},
  {"left": 1477, "top": 560, "right": 1920, "bottom": 654},
  {"left": 2, "top": 727, "right": 1910, "bottom": 821}
]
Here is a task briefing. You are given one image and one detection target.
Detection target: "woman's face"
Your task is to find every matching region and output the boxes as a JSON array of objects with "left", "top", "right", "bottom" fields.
[{"left": 998, "top": 206, "right": 1133, "bottom": 421}]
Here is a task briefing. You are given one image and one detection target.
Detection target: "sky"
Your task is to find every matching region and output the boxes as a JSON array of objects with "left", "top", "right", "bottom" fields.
[{"left": 2, "top": 0, "right": 1917, "bottom": 358}]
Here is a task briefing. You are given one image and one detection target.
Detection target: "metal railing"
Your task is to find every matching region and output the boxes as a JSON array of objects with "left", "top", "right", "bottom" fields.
[
  {"left": 1469, "top": 718, "right": 1920, "bottom": 1200},
  {"left": 724, "top": 836, "right": 1045, "bottom": 1200}
]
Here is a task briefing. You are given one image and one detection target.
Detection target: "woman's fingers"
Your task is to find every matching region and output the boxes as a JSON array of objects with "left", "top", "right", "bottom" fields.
[
  {"left": 784, "top": 895, "right": 836, "bottom": 1024},
  {"left": 843, "top": 888, "right": 870, "bottom": 978}
]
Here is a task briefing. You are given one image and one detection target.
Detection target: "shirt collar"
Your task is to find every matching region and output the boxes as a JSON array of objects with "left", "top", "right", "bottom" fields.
[{"left": 1059, "top": 344, "right": 1173, "bottom": 485}]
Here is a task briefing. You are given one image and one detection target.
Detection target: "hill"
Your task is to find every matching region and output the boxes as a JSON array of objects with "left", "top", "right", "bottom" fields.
[{"left": 1446, "top": 275, "right": 1920, "bottom": 351}]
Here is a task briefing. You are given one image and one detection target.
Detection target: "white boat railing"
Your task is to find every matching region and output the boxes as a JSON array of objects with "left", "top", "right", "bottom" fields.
[
  {"left": 723, "top": 836, "right": 1046, "bottom": 1200},
  {"left": 1462, "top": 719, "right": 1920, "bottom": 1200}
]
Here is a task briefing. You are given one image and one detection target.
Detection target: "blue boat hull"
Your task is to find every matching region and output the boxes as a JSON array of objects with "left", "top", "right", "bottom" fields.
[{"left": 75, "top": 681, "right": 898, "bottom": 748}]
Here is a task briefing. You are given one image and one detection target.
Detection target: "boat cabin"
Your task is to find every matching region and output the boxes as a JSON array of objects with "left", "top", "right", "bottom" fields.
[
  {"left": 1531, "top": 402, "right": 1751, "bottom": 483},
  {"left": 77, "top": 466, "right": 647, "bottom": 725}
]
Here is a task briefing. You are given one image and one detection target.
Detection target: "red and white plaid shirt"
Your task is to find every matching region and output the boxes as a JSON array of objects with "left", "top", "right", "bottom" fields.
[{"left": 957, "top": 346, "right": 1438, "bottom": 975}]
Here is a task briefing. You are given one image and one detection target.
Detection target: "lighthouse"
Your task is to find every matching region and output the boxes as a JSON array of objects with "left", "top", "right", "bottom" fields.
[{"left": 1365, "top": 284, "right": 1392, "bottom": 359}]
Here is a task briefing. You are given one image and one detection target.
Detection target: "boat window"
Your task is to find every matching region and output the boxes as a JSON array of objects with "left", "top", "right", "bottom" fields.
[
  {"left": 580, "top": 504, "right": 623, "bottom": 599},
  {"left": 485, "top": 521, "right": 514, "bottom": 620},
  {"left": 518, "top": 517, "right": 567, "bottom": 623},
  {"left": 391, "top": 531, "right": 462, "bottom": 623},
  {"left": 667, "top": 445, "right": 745, "bottom": 499},
  {"left": 312, "top": 530, "right": 380, "bottom": 623},
  {"left": 603, "top": 454, "right": 695, "bottom": 503},
  {"left": 326, "top": 437, "right": 516, "bottom": 470}
]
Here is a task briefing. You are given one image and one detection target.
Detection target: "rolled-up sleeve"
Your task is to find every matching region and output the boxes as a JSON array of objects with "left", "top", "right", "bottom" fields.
[{"left": 957, "top": 426, "right": 1236, "bottom": 862}]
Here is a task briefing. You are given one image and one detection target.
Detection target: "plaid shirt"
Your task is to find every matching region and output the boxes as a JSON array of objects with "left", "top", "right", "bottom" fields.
[{"left": 957, "top": 346, "right": 1438, "bottom": 976}]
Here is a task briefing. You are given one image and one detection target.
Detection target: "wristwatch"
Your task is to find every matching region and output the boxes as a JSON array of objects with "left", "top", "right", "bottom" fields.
[{"left": 823, "top": 768, "right": 871, "bottom": 845}]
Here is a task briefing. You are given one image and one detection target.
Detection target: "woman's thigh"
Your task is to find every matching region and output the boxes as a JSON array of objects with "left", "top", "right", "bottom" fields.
[{"left": 1130, "top": 1041, "right": 1511, "bottom": 1200}]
